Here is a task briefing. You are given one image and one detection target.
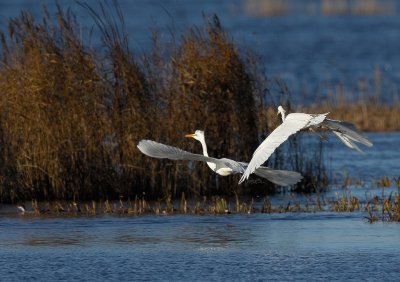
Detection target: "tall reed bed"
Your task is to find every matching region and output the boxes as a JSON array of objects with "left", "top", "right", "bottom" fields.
[{"left": 0, "top": 3, "right": 325, "bottom": 203}]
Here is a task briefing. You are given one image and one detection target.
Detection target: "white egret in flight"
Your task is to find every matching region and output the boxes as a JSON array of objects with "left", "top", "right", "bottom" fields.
[
  {"left": 137, "top": 130, "right": 303, "bottom": 186},
  {"left": 239, "top": 106, "right": 373, "bottom": 184}
]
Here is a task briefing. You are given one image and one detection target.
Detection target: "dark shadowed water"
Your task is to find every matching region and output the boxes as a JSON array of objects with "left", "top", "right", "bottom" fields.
[
  {"left": 0, "top": 0, "right": 399, "bottom": 104},
  {"left": 1, "top": 132, "right": 400, "bottom": 281}
]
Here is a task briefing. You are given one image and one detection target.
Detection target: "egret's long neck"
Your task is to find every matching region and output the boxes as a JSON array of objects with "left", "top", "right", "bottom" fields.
[
  {"left": 198, "top": 138, "right": 216, "bottom": 171},
  {"left": 199, "top": 138, "right": 209, "bottom": 157},
  {"left": 280, "top": 111, "right": 286, "bottom": 122}
]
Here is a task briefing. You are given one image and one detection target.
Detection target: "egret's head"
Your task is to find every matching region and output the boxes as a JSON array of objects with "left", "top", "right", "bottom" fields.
[
  {"left": 277, "top": 105, "right": 286, "bottom": 116},
  {"left": 185, "top": 130, "right": 205, "bottom": 142}
]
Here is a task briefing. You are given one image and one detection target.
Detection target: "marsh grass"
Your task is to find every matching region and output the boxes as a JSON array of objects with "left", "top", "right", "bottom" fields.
[
  {"left": 331, "top": 192, "right": 360, "bottom": 212},
  {"left": 0, "top": 2, "right": 342, "bottom": 204},
  {"left": 0, "top": 5, "right": 111, "bottom": 202},
  {"left": 0, "top": 4, "right": 257, "bottom": 202},
  {"left": 15, "top": 189, "right": 400, "bottom": 222}
]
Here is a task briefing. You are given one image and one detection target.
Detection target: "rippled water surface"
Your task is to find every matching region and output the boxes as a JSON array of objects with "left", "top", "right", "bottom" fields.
[
  {"left": 0, "top": 132, "right": 399, "bottom": 281},
  {"left": 1, "top": 2, "right": 400, "bottom": 280},
  {"left": 1, "top": 126, "right": 397, "bottom": 282},
  {"left": 0, "top": 133, "right": 399, "bottom": 281},
  {"left": 1, "top": 132, "right": 398, "bottom": 281},
  {"left": 1, "top": 213, "right": 400, "bottom": 281}
]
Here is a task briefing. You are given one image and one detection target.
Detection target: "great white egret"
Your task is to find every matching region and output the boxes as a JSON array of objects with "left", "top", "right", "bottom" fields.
[
  {"left": 137, "top": 130, "right": 303, "bottom": 186},
  {"left": 239, "top": 106, "right": 373, "bottom": 184}
]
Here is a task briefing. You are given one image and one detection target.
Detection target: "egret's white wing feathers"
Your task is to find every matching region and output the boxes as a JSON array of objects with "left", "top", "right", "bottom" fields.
[
  {"left": 138, "top": 140, "right": 303, "bottom": 186},
  {"left": 139, "top": 140, "right": 250, "bottom": 174},
  {"left": 237, "top": 161, "right": 303, "bottom": 186},
  {"left": 238, "top": 105, "right": 372, "bottom": 185},
  {"left": 332, "top": 131, "right": 363, "bottom": 153},
  {"left": 239, "top": 113, "right": 328, "bottom": 184},
  {"left": 322, "top": 119, "right": 373, "bottom": 148},
  {"left": 137, "top": 140, "right": 227, "bottom": 166},
  {"left": 253, "top": 167, "right": 303, "bottom": 186}
]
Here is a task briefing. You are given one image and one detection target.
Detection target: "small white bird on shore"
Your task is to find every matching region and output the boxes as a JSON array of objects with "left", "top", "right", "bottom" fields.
[{"left": 16, "top": 205, "right": 26, "bottom": 214}]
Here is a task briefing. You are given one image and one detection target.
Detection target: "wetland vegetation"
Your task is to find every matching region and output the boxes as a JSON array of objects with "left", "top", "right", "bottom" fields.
[
  {"left": 10, "top": 185, "right": 400, "bottom": 223},
  {"left": 0, "top": 2, "right": 327, "bottom": 203},
  {"left": 0, "top": 2, "right": 398, "bottom": 223},
  {"left": 2, "top": 2, "right": 400, "bottom": 282}
]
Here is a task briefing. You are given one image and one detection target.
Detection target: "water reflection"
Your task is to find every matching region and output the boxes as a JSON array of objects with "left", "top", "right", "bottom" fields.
[
  {"left": 1, "top": 214, "right": 400, "bottom": 281},
  {"left": 24, "top": 236, "right": 85, "bottom": 247},
  {"left": 174, "top": 222, "right": 252, "bottom": 248},
  {"left": 113, "top": 234, "right": 162, "bottom": 245}
]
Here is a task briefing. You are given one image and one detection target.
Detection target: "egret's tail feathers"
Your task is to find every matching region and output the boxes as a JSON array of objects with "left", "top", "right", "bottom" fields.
[
  {"left": 323, "top": 119, "right": 373, "bottom": 150},
  {"left": 254, "top": 168, "right": 303, "bottom": 186}
]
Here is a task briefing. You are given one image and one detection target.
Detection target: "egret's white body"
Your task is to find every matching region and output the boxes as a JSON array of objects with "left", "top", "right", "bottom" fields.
[
  {"left": 137, "top": 130, "right": 303, "bottom": 186},
  {"left": 214, "top": 167, "right": 233, "bottom": 176},
  {"left": 239, "top": 106, "right": 373, "bottom": 184},
  {"left": 16, "top": 205, "right": 26, "bottom": 214}
]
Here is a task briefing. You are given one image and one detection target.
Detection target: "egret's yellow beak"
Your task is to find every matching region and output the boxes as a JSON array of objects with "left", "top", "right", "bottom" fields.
[
  {"left": 185, "top": 133, "right": 196, "bottom": 138},
  {"left": 277, "top": 111, "right": 280, "bottom": 115}
]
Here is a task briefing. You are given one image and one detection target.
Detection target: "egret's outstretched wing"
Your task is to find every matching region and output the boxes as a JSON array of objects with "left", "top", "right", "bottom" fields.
[
  {"left": 331, "top": 131, "right": 363, "bottom": 153},
  {"left": 137, "top": 140, "right": 232, "bottom": 168},
  {"left": 322, "top": 119, "right": 373, "bottom": 149},
  {"left": 238, "top": 161, "right": 303, "bottom": 186},
  {"left": 138, "top": 140, "right": 218, "bottom": 162},
  {"left": 239, "top": 113, "right": 327, "bottom": 184},
  {"left": 254, "top": 167, "right": 303, "bottom": 186}
]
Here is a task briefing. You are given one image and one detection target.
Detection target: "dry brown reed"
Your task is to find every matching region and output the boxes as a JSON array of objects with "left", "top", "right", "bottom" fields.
[
  {"left": 245, "top": 0, "right": 291, "bottom": 17},
  {"left": 0, "top": 2, "right": 326, "bottom": 203},
  {"left": 0, "top": 6, "right": 109, "bottom": 202},
  {"left": 157, "top": 14, "right": 263, "bottom": 198},
  {"left": 0, "top": 2, "right": 272, "bottom": 203},
  {"left": 244, "top": 0, "right": 396, "bottom": 17},
  {"left": 331, "top": 192, "right": 360, "bottom": 212}
]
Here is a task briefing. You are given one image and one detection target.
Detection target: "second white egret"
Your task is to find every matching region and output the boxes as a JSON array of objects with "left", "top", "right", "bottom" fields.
[{"left": 239, "top": 106, "right": 373, "bottom": 183}]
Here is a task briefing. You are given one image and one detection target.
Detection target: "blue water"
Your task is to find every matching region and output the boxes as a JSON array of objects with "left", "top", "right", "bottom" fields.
[
  {"left": 1, "top": 213, "right": 400, "bottom": 281},
  {"left": 0, "top": 132, "right": 399, "bottom": 281},
  {"left": 1, "top": 2, "right": 400, "bottom": 280},
  {"left": 0, "top": 0, "right": 399, "bottom": 104},
  {"left": 326, "top": 131, "right": 400, "bottom": 182}
]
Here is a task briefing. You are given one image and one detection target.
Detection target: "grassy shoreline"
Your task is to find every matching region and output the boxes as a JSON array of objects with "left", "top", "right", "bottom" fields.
[{"left": 4, "top": 188, "right": 400, "bottom": 223}]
